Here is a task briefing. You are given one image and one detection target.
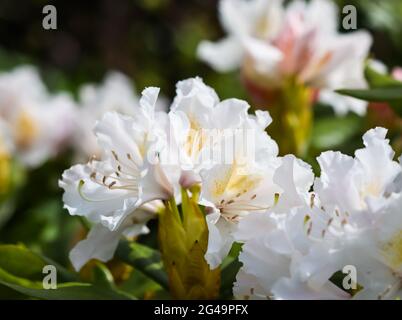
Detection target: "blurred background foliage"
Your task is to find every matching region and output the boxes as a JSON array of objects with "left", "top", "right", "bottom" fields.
[{"left": 0, "top": 0, "right": 402, "bottom": 299}]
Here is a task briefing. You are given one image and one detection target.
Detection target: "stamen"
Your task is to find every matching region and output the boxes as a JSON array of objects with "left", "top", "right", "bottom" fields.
[
  {"left": 310, "top": 193, "right": 315, "bottom": 208},
  {"left": 112, "top": 150, "right": 119, "bottom": 161},
  {"left": 307, "top": 222, "right": 313, "bottom": 236}
]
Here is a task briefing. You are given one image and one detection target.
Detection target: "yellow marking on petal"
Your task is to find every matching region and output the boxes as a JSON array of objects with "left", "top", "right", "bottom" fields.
[
  {"left": 211, "top": 161, "right": 261, "bottom": 200},
  {"left": 137, "top": 132, "right": 148, "bottom": 159},
  {"left": 361, "top": 182, "right": 381, "bottom": 199},
  {"left": 358, "top": 181, "right": 382, "bottom": 209},
  {"left": 0, "top": 141, "right": 10, "bottom": 194},
  {"left": 382, "top": 230, "right": 402, "bottom": 271},
  {"left": 14, "top": 111, "right": 39, "bottom": 149},
  {"left": 255, "top": 17, "right": 270, "bottom": 38},
  {"left": 184, "top": 115, "right": 207, "bottom": 158}
]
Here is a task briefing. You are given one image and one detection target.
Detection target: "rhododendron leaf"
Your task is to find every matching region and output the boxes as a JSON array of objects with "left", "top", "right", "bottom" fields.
[
  {"left": 115, "top": 240, "right": 169, "bottom": 290},
  {"left": 220, "top": 257, "right": 242, "bottom": 299},
  {"left": 364, "top": 64, "right": 402, "bottom": 88},
  {"left": 0, "top": 244, "right": 46, "bottom": 280},
  {"left": 336, "top": 87, "right": 402, "bottom": 102},
  {"left": 312, "top": 115, "right": 362, "bottom": 149},
  {"left": 0, "top": 275, "right": 134, "bottom": 300},
  {"left": 0, "top": 245, "right": 135, "bottom": 300}
]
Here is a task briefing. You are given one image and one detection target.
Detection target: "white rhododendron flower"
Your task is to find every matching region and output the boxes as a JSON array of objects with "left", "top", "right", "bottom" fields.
[
  {"left": 74, "top": 71, "right": 168, "bottom": 160},
  {"left": 314, "top": 127, "right": 401, "bottom": 223},
  {"left": 233, "top": 207, "right": 351, "bottom": 300},
  {"left": 280, "top": 194, "right": 402, "bottom": 300},
  {"left": 169, "top": 77, "right": 275, "bottom": 186},
  {"left": 74, "top": 72, "right": 140, "bottom": 160},
  {"left": 60, "top": 76, "right": 284, "bottom": 271},
  {"left": 197, "top": 0, "right": 372, "bottom": 115},
  {"left": 195, "top": 100, "right": 280, "bottom": 268},
  {"left": 233, "top": 127, "right": 402, "bottom": 300},
  {"left": 60, "top": 87, "right": 179, "bottom": 270},
  {"left": 0, "top": 65, "right": 77, "bottom": 167},
  {"left": 57, "top": 72, "right": 402, "bottom": 300}
]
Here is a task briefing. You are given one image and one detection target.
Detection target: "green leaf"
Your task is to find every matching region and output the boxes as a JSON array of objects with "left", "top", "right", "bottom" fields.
[
  {"left": 119, "top": 269, "right": 168, "bottom": 299},
  {"left": 0, "top": 244, "right": 135, "bottom": 300},
  {"left": 337, "top": 64, "right": 402, "bottom": 116},
  {"left": 312, "top": 115, "right": 362, "bottom": 149},
  {"left": 336, "top": 87, "right": 402, "bottom": 102},
  {"left": 115, "top": 240, "right": 169, "bottom": 290},
  {"left": 365, "top": 65, "right": 402, "bottom": 88},
  {"left": 0, "top": 244, "right": 46, "bottom": 280},
  {"left": 0, "top": 271, "right": 134, "bottom": 300},
  {"left": 91, "top": 263, "right": 115, "bottom": 289},
  {"left": 220, "top": 257, "right": 242, "bottom": 299}
]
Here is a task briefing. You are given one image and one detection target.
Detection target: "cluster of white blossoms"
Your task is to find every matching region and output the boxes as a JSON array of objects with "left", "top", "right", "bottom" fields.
[
  {"left": 197, "top": 0, "right": 372, "bottom": 115},
  {"left": 234, "top": 128, "right": 402, "bottom": 300},
  {"left": 73, "top": 72, "right": 168, "bottom": 161},
  {"left": 59, "top": 76, "right": 402, "bottom": 299},
  {"left": 0, "top": 66, "right": 164, "bottom": 169},
  {"left": 0, "top": 65, "right": 76, "bottom": 168}
]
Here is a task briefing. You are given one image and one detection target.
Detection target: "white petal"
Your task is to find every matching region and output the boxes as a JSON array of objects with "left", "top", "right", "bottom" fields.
[
  {"left": 139, "top": 87, "right": 160, "bottom": 119},
  {"left": 314, "top": 151, "right": 360, "bottom": 212},
  {"left": 319, "top": 90, "right": 368, "bottom": 116},
  {"left": 59, "top": 163, "right": 138, "bottom": 231},
  {"left": 234, "top": 211, "right": 277, "bottom": 242},
  {"left": 274, "top": 155, "right": 314, "bottom": 212},
  {"left": 243, "top": 37, "right": 283, "bottom": 75},
  {"left": 210, "top": 98, "right": 250, "bottom": 129},
  {"left": 205, "top": 212, "right": 235, "bottom": 269},
  {"left": 254, "top": 110, "right": 272, "bottom": 129},
  {"left": 197, "top": 37, "right": 244, "bottom": 72},
  {"left": 233, "top": 268, "right": 270, "bottom": 299},
  {"left": 69, "top": 224, "right": 122, "bottom": 271}
]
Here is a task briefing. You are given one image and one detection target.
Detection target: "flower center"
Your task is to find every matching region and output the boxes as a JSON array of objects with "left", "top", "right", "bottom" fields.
[{"left": 14, "top": 111, "right": 39, "bottom": 150}]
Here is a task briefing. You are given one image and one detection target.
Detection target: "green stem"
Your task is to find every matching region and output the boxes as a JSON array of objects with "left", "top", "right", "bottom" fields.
[{"left": 266, "top": 79, "right": 313, "bottom": 157}]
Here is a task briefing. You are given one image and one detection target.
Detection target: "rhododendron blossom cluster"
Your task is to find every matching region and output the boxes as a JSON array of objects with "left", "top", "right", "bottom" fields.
[
  {"left": 198, "top": 0, "right": 372, "bottom": 115},
  {"left": 1, "top": 0, "right": 401, "bottom": 302},
  {"left": 60, "top": 77, "right": 402, "bottom": 299}
]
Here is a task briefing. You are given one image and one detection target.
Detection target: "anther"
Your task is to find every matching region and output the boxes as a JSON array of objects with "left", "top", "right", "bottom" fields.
[
  {"left": 307, "top": 222, "right": 313, "bottom": 236},
  {"left": 310, "top": 194, "right": 315, "bottom": 208}
]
